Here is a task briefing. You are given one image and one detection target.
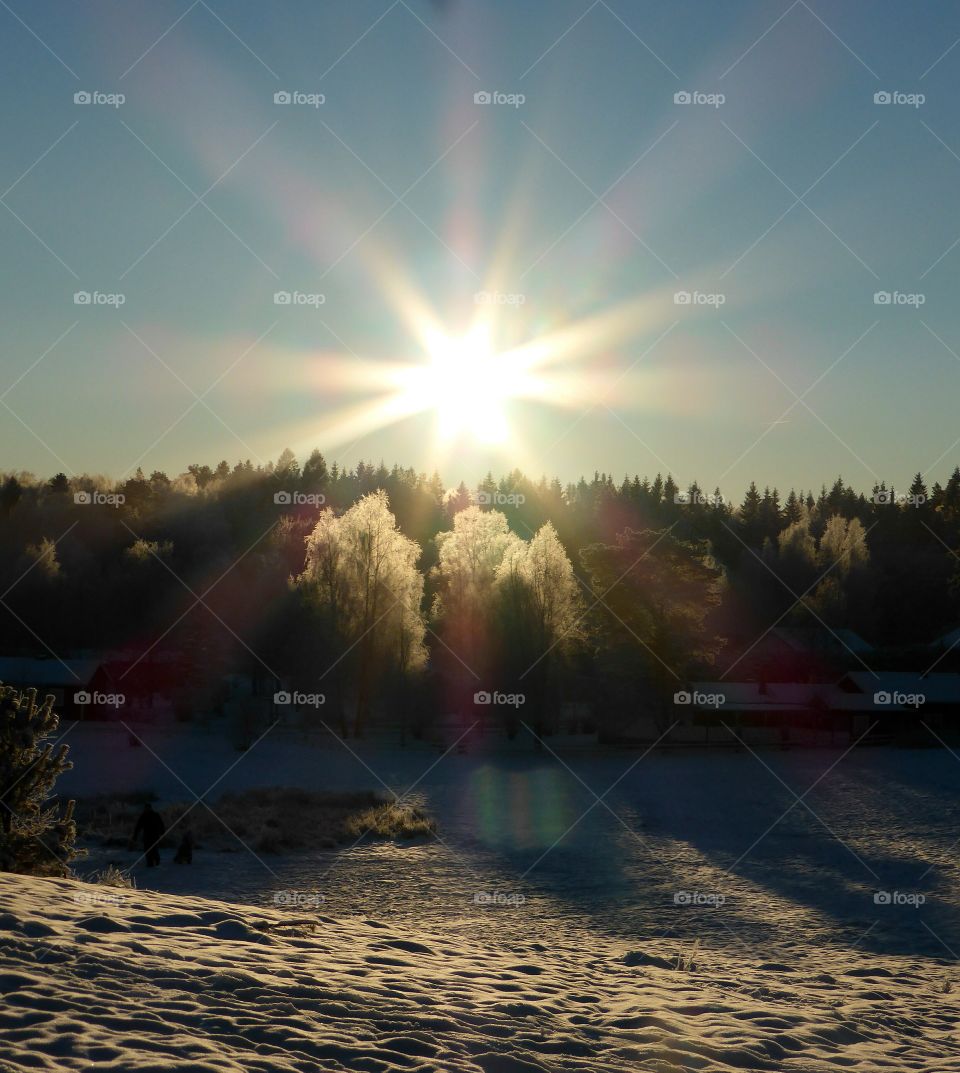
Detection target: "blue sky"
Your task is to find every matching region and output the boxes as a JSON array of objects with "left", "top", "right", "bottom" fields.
[{"left": 1, "top": 0, "right": 959, "bottom": 496}]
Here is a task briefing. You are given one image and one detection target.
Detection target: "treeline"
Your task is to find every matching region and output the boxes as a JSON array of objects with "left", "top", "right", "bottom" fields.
[{"left": 0, "top": 451, "right": 958, "bottom": 731}]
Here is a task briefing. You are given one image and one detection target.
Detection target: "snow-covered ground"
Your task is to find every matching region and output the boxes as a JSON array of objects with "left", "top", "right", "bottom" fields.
[
  {"left": 2, "top": 869, "right": 959, "bottom": 1072},
  {"left": 4, "top": 722, "right": 960, "bottom": 1070}
]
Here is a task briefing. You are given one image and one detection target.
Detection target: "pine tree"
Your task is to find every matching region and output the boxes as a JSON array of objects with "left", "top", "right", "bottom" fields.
[{"left": 0, "top": 686, "right": 79, "bottom": 876}]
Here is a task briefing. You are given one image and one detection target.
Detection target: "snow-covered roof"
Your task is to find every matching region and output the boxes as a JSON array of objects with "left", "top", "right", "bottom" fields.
[
  {"left": 839, "top": 672, "right": 960, "bottom": 704},
  {"left": 689, "top": 681, "right": 832, "bottom": 711},
  {"left": 0, "top": 657, "right": 102, "bottom": 688},
  {"left": 687, "top": 680, "right": 909, "bottom": 712}
]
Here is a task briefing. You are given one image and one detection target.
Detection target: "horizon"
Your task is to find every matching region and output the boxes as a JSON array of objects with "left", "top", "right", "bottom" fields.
[{"left": 4, "top": 449, "right": 959, "bottom": 504}]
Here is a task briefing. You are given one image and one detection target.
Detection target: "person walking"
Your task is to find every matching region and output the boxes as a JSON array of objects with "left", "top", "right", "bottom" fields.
[{"left": 132, "top": 802, "right": 165, "bottom": 867}]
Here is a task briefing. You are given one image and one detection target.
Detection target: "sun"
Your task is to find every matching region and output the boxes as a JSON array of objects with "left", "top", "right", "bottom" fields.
[{"left": 421, "top": 324, "right": 513, "bottom": 445}]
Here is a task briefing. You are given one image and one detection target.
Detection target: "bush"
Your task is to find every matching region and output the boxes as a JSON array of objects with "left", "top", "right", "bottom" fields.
[{"left": 0, "top": 685, "right": 80, "bottom": 877}]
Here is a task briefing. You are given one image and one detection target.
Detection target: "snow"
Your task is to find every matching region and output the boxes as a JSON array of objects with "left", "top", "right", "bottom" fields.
[
  {"left": 2, "top": 870, "right": 959, "bottom": 1072},
  {"left": 5, "top": 723, "right": 960, "bottom": 1070}
]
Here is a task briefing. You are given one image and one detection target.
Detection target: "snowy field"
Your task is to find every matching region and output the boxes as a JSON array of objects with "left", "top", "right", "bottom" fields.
[
  {"left": 3, "top": 722, "right": 960, "bottom": 1070},
  {"left": 2, "top": 868, "right": 959, "bottom": 1072}
]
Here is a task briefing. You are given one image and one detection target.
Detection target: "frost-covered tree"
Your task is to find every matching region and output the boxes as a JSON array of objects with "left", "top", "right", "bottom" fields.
[
  {"left": 433, "top": 507, "right": 522, "bottom": 622},
  {"left": 299, "top": 491, "right": 426, "bottom": 735},
  {"left": 817, "top": 515, "right": 869, "bottom": 573},
  {"left": 494, "top": 523, "right": 583, "bottom": 735},
  {"left": 430, "top": 507, "right": 523, "bottom": 716},
  {"left": 496, "top": 522, "right": 583, "bottom": 655},
  {"left": 0, "top": 686, "right": 78, "bottom": 876}
]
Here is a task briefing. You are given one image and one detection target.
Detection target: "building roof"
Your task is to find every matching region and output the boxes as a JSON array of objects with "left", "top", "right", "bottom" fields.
[
  {"left": 0, "top": 657, "right": 102, "bottom": 688},
  {"left": 839, "top": 672, "right": 960, "bottom": 704},
  {"left": 689, "top": 680, "right": 908, "bottom": 713}
]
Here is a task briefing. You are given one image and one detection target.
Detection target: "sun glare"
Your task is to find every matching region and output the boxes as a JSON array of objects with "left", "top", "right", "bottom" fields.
[{"left": 423, "top": 325, "right": 511, "bottom": 445}]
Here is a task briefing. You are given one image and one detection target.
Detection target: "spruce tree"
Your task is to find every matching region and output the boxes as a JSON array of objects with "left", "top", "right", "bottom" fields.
[{"left": 0, "top": 685, "right": 78, "bottom": 877}]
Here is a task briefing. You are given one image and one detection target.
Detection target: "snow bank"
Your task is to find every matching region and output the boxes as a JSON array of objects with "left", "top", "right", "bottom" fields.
[{"left": 1, "top": 871, "right": 958, "bottom": 1072}]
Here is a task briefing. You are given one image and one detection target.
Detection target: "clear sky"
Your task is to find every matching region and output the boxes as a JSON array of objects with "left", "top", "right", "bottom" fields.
[{"left": 1, "top": 0, "right": 959, "bottom": 497}]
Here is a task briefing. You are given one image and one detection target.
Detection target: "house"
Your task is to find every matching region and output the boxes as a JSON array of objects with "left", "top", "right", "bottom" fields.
[
  {"left": 729, "top": 627, "right": 874, "bottom": 682},
  {"left": 0, "top": 657, "right": 114, "bottom": 719},
  {"left": 836, "top": 671, "right": 960, "bottom": 741}
]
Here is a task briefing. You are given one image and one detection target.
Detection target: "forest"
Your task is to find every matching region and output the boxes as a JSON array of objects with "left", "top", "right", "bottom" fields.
[{"left": 1, "top": 450, "right": 957, "bottom": 735}]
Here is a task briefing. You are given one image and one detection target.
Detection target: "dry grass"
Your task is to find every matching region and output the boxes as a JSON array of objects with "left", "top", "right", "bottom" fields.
[
  {"left": 75, "top": 788, "right": 437, "bottom": 854},
  {"left": 90, "top": 864, "right": 135, "bottom": 888}
]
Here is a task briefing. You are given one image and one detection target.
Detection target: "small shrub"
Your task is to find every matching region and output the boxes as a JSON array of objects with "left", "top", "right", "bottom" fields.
[
  {"left": 0, "top": 686, "right": 81, "bottom": 877},
  {"left": 91, "top": 864, "right": 135, "bottom": 889}
]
